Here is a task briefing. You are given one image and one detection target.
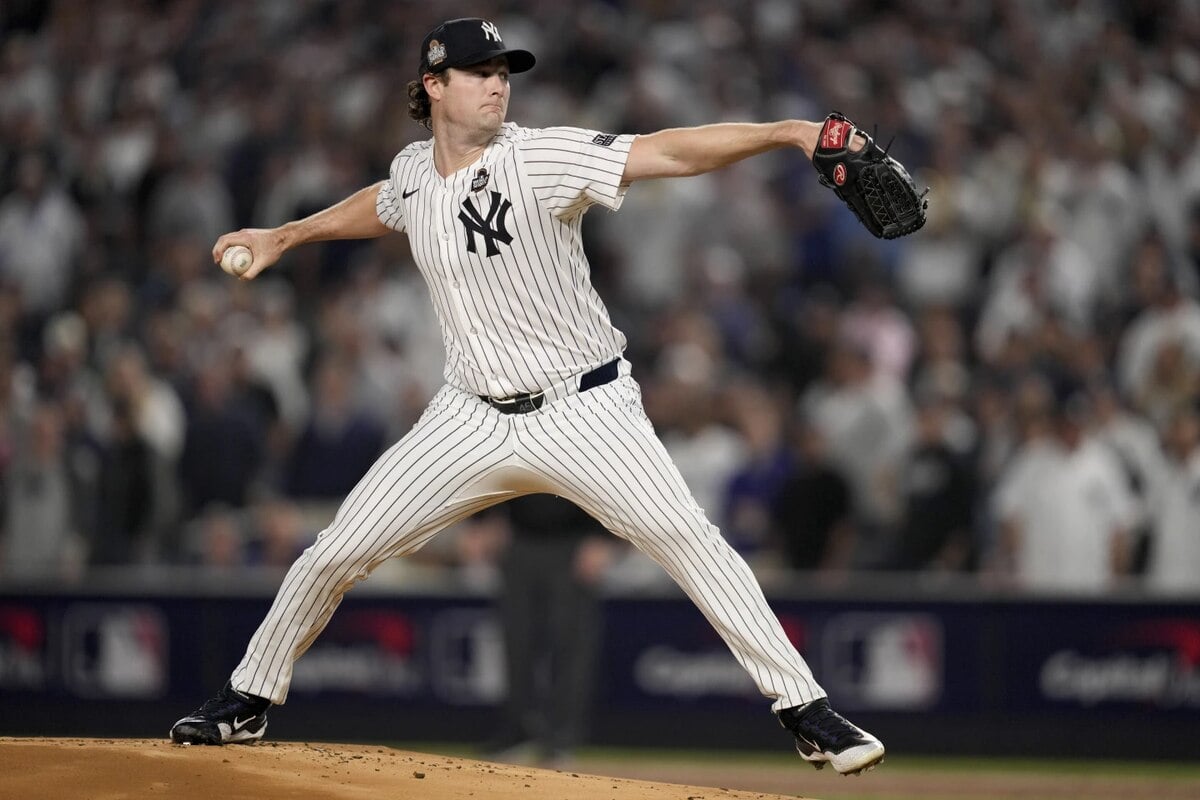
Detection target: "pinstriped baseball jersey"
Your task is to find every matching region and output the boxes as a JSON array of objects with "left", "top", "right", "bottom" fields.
[{"left": 376, "top": 123, "right": 634, "bottom": 399}]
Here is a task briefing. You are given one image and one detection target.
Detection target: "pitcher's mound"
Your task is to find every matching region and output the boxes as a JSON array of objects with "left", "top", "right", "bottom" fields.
[{"left": 0, "top": 737, "right": 808, "bottom": 800}]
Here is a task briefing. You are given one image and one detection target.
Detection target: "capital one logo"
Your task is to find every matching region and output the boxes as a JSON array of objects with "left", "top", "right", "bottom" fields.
[
  {"left": 0, "top": 606, "right": 46, "bottom": 689},
  {"left": 481, "top": 21, "right": 502, "bottom": 42}
]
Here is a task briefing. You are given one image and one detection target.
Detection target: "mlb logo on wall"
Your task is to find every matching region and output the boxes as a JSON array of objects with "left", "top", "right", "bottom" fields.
[
  {"left": 61, "top": 604, "right": 167, "bottom": 698},
  {"left": 427, "top": 608, "right": 505, "bottom": 705},
  {"left": 821, "top": 613, "right": 943, "bottom": 710}
]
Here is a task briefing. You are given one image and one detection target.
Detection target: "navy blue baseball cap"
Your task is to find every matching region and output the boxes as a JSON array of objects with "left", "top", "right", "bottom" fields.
[{"left": 419, "top": 18, "right": 536, "bottom": 76}]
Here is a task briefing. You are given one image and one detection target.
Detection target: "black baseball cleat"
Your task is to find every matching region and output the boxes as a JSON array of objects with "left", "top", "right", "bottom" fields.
[
  {"left": 169, "top": 681, "right": 271, "bottom": 745},
  {"left": 778, "top": 698, "right": 885, "bottom": 776}
]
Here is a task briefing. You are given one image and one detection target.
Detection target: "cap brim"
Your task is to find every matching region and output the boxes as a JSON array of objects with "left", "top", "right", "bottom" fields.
[
  {"left": 498, "top": 49, "right": 536, "bottom": 73},
  {"left": 428, "top": 48, "right": 536, "bottom": 74}
]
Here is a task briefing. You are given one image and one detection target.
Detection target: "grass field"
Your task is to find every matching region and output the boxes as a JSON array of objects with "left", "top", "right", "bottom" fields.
[{"left": 403, "top": 743, "right": 1200, "bottom": 800}]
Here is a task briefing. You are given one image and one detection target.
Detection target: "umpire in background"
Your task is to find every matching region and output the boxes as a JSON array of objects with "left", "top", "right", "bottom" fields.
[{"left": 488, "top": 494, "right": 613, "bottom": 767}]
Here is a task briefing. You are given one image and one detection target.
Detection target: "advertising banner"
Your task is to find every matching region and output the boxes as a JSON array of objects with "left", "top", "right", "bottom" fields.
[
  {"left": 1, "top": 588, "right": 1196, "bottom": 756},
  {"left": 1002, "top": 606, "right": 1200, "bottom": 713}
]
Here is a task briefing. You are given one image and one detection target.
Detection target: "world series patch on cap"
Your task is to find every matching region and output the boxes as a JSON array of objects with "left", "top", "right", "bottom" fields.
[{"left": 419, "top": 18, "right": 536, "bottom": 76}]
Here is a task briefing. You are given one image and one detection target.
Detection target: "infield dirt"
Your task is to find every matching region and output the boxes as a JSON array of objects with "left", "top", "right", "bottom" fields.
[{"left": 0, "top": 737, "right": 806, "bottom": 800}]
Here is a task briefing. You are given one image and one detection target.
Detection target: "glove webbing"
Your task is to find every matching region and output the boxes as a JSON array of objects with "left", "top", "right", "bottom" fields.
[{"left": 861, "top": 162, "right": 926, "bottom": 239}]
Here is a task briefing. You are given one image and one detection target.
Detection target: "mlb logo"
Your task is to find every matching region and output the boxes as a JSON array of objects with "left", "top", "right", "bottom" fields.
[
  {"left": 821, "top": 613, "right": 942, "bottom": 710},
  {"left": 62, "top": 604, "right": 168, "bottom": 698},
  {"left": 427, "top": 609, "right": 505, "bottom": 704}
]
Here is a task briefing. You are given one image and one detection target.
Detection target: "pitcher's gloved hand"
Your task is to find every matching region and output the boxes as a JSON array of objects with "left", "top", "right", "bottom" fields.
[{"left": 811, "top": 112, "right": 929, "bottom": 239}]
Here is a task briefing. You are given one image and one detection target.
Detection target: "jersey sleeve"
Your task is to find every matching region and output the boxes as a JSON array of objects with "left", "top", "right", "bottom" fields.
[
  {"left": 376, "top": 156, "right": 407, "bottom": 233},
  {"left": 519, "top": 126, "right": 634, "bottom": 218}
]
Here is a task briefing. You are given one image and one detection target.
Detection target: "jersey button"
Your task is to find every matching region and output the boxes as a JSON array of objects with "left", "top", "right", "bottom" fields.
[
  {"left": 440, "top": 233, "right": 449, "bottom": 241},
  {"left": 452, "top": 281, "right": 460, "bottom": 289},
  {"left": 470, "top": 327, "right": 478, "bottom": 335}
]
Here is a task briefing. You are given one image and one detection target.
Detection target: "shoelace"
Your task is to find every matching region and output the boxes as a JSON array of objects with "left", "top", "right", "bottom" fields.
[
  {"left": 794, "top": 703, "right": 863, "bottom": 751},
  {"left": 195, "top": 685, "right": 263, "bottom": 717}
]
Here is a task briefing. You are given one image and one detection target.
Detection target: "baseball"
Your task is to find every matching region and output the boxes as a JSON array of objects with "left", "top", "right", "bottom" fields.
[{"left": 220, "top": 245, "right": 253, "bottom": 277}]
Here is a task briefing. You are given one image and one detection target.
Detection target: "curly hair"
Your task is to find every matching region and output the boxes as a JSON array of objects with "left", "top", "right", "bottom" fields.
[{"left": 407, "top": 73, "right": 449, "bottom": 130}]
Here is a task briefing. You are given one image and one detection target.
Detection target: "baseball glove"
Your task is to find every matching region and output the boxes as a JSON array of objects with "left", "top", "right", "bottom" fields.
[{"left": 811, "top": 112, "right": 928, "bottom": 239}]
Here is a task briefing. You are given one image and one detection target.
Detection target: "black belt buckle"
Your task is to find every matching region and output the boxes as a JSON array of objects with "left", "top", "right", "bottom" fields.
[
  {"left": 481, "top": 359, "right": 618, "bottom": 414},
  {"left": 484, "top": 392, "right": 544, "bottom": 414}
]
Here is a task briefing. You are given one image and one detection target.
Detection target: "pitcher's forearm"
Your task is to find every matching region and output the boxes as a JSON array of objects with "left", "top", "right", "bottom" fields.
[
  {"left": 625, "top": 121, "right": 821, "bottom": 181},
  {"left": 277, "top": 182, "right": 392, "bottom": 250}
]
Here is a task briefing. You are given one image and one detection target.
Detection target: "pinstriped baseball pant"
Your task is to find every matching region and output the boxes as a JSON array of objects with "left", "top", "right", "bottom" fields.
[{"left": 231, "top": 373, "right": 826, "bottom": 711}]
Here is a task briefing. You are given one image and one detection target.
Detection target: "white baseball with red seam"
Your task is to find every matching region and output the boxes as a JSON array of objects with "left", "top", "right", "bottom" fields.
[{"left": 220, "top": 245, "right": 253, "bottom": 277}]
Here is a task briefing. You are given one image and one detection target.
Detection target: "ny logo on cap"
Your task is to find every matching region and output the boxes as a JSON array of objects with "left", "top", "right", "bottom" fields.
[{"left": 480, "top": 21, "right": 502, "bottom": 42}]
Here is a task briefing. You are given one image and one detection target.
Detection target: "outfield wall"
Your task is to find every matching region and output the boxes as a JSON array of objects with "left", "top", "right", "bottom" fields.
[{"left": 1, "top": 578, "right": 1197, "bottom": 759}]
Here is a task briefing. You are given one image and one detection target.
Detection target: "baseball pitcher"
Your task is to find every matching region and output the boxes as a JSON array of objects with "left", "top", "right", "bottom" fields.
[{"left": 171, "top": 16, "right": 925, "bottom": 776}]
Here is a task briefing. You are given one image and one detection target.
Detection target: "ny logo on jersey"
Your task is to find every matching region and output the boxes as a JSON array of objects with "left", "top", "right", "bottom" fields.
[
  {"left": 459, "top": 191, "right": 513, "bottom": 257},
  {"left": 481, "top": 21, "right": 502, "bottom": 42}
]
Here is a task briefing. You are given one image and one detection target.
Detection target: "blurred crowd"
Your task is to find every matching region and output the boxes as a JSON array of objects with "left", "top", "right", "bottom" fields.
[{"left": 2, "top": 0, "right": 1200, "bottom": 594}]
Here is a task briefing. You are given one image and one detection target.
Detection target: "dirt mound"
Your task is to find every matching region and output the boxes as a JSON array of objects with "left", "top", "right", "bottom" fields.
[{"left": 0, "top": 737, "right": 804, "bottom": 800}]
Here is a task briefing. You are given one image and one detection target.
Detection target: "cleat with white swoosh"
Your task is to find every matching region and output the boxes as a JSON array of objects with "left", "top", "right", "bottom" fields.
[
  {"left": 778, "top": 698, "right": 885, "bottom": 776},
  {"left": 170, "top": 680, "right": 271, "bottom": 745}
]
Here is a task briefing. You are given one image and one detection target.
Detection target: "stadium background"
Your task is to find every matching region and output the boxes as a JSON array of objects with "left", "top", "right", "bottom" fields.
[{"left": 1, "top": 0, "right": 1199, "bottom": 777}]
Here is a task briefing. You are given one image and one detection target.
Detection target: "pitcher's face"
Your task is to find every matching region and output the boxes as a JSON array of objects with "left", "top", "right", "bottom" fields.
[{"left": 430, "top": 56, "right": 511, "bottom": 137}]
